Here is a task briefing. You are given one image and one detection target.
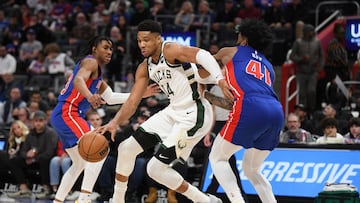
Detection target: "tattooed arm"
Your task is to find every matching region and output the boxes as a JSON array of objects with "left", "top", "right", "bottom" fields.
[{"left": 203, "top": 90, "right": 233, "bottom": 110}]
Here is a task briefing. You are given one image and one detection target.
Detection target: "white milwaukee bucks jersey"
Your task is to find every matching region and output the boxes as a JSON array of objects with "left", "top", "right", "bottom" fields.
[{"left": 147, "top": 42, "right": 199, "bottom": 108}]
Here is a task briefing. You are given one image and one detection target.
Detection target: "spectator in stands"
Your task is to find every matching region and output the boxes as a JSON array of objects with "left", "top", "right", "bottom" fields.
[
  {"left": 190, "top": 0, "right": 215, "bottom": 32},
  {"left": 96, "top": 10, "right": 113, "bottom": 37},
  {"left": 0, "top": 87, "right": 27, "bottom": 126},
  {"left": 19, "top": 3, "right": 32, "bottom": 29},
  {"left": 311, "top": 104, "right": 349, "bottom": 136},
  {"left": 34, "top": 0, "right": 53, "bottom": 16},
  {"left": 0, "top": 44, "right": 17, "bottom": 75},
  {"left": 7, "top": 110, "right": 58, "bottom": 199},
  {"left": 344, "top": 117, "right": 360, "bottom": 144},
  {"left": 283, "top": 0, "right": 309, "bottom": 40},
  {"left": 0, "top": 120, "right": 29, "bottom": 185},
  {"left": 71, "top": 0, "right": 93, "bottom": 13},
  {"left": 173, "top": 1, "right": 195, "bottom": 32},
  {"left": 280, "top": 113, "right": 313, "bottom": 143},
  {"left": 316, "top": 117, "right": 345, "bottom": 144},
  {"left": 18, "top": 29, "right": 43, "bottom": 74},
  {"left": 0, "top": 73, "right": 23, "bottom": 102},
  {"left": 0, "top": 9, "right": 9, "bottom": 40},
  {"left": 212, "top": 0, "right": 239, "bottom": 44},
  {"left": 2, "top": 31, "right": 22, "bottom": 59},
  {"left": 290, "top": 24, "right": 324, "bottom": 113},
  {"left": 262, "top": 0, "right": 286, "bottom": 29},
  {"left": 68, "top": 11, "right": 94, "bottom": 55},
  {"left": 110, "top": 0, "right": 132, "bottom": 26},
  {"left": 293, "top": 103, "right": 313, "bottom": 133},
  {"left": 324, "top": 22, "right": 349, "bottom": 105},
  {"left": 43, "top": 42, "right": 75, "bottom": 77},
  {"left": 150, "top": 0, "right": 172, "bottom": 30},
  {"left": 28, "top": 90, "right": 50, "bottom": 112},
  {"left": 91, "top": 2, "right": 107, "bottom": 29},
  {"left": 12, "top": 107, "right": 31, "bottom": 129},
  {"left": 27, "top": 50, "right": 46, "bottom": 75},
  {"left": 51, "top": 0, "right": 71, "bottom": 21},
  {"left": 49, "top": 140, "right": 71, "bottom": 198},
  {"left": 130, "top": 0, "right": 151, "bottom": 27},
  {"left": 237, "top": 0, "right": 262, "bottom": 20},
  {"left": 106, "top": 26, "right": 126, "bottom": 84}
]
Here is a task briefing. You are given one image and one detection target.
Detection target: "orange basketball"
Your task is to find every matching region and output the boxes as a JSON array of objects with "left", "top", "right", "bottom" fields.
[{"left": 78, "top": 130, "right": 109, "bottom": 162}]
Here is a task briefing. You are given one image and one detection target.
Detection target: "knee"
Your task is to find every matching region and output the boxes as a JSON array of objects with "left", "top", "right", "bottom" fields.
[
  {"left": 146, "top": 158, "right": 165, "bottom": 179},
  {"left": 118, "top": 138, "right": 139, "bottom": 158}
]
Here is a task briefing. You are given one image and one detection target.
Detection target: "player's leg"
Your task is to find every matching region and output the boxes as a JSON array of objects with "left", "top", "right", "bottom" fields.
[
  {"left": 242, "top": 148, "right": 276, "bottom": 203},
  {"left": 112, "top": 129, "right": 159, "bottom": 203},
  {"left": 77, "top": 157, "right": 106, "bottom": 203},
  {"left": 147, "top": 144, "right": 217, "bottom": 203},
  {"left": 53, "top": 146, "right": 86, "bottom": 202},
  {"left": 209, "top": 136, "right": 244, "bottom": 203}
]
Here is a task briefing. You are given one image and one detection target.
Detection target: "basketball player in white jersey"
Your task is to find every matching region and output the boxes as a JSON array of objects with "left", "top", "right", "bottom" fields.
[{"left": 98, "top": 19, "right": 233, "bottom": 203}]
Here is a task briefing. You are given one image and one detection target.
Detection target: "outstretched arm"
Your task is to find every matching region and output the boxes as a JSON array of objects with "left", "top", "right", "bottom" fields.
[
  {"left": 203, "top": 90, "right": 233, "bottom": 110},
  {"left": 97, "top": 61, "right": 150, "bottom": 140}
]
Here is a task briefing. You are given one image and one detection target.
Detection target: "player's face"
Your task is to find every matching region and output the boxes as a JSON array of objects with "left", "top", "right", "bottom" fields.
[
  {"left": 94, "top": 40, "right": 113, "bottom": 64},
  {"left": 137, "top": 31, "right": 161, "bottom": 58}
]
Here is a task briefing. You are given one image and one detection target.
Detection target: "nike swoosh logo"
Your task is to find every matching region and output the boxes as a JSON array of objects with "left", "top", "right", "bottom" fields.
[
  {"left": 186, "top": 111, "right": 194, "bottom": 114},
  {"left": 159, "top": 154, "right": 169, "bottom": 159}
]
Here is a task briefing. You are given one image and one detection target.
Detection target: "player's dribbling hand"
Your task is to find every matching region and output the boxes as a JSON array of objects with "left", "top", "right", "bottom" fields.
[
  {"left": 218, "top": 79, "right": 234, "bottom": 103},
  {"left": 97, "top": 121, "right": 117, "bottom": 142},
  {"left": 143, "top": 83, "right": 161, "bottom": 98},
  {"left": 88, "top": 94, "right": 106, "bottom": 109}
]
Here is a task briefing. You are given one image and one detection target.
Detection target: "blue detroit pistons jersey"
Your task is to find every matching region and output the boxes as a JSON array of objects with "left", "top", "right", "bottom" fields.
[
  {"left": 220, "top": 46, "right": 284, "bottom": 150},
  {"left": 50, "top": 55, "right": 102, "bottom": 149}
]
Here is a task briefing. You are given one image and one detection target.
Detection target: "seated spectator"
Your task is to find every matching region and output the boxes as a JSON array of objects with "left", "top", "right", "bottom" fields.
[
  {"left": 7, "top": 111, "right": 58, "bottom": 199},
  {"left": 0, "top": 87, "right": 27, "bottom": 127},
  {"left": 280, "top": 113, "right": 313, "bottom": 143},
  {"left": 27, "top": 50, "right": 47, "bottom": 75},
  {"left": 237, "top": 0, "right": 262, "bottom": 20},
  {"left": 43, "top": 42, "right": 75, "bottom": 77},
  {"left": 0, "top": 44, "right": 17, "bottom": 76},
  {"left": 18, "top": 29, "right": 43, "bottom": 74},
  {"left": 316, "top": 117, "right": 345, "bottom": 144},
  {"left": 0, "top": 73, "right": 23, "bottom": 102},
  {"left": 12, "top": 107, "right": 32, "bottom": 129},
  {"left": 293, "top": 104, "right": 313, "bottom": 133},
  {"left": 28, "top": 90, "right": 50, "bottom": 112},
  {"left": 344, "top": 117, "right": 360, "bottom": 144},
  {"left": 172, "top": 1, "right": 195, "bottom": 32},
  {"left": 262, "top": 0, "right": 286, "bottom": 29},
  {"left": 0, "top": 120, "right": 29, "bottom": 181},
  {"left": 311, "top": 104, "right": 349, "bottom": 136}
]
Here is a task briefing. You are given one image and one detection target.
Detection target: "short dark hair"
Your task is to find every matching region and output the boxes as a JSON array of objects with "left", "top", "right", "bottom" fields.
[
  {"left": 138, "top": 19, "right": 162, "bottom": 34},
  {"left": 349, "top": 117, "right": 360, "bottom": 127},
  {"left": 321, "top": 117, "right": 337, "bottom": 130},
  {"left": 235, "top": 19, "right": 273, "bottom": 52}
]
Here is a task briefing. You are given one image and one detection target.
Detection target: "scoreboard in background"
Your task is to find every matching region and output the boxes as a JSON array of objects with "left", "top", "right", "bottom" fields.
[
  {"left": 201, "top": 147, "right": 360, "bottom": 198},
  {"left": 161, "top": 32, "right": 197, "bottom": 46},
  {"left": 346, "top": 18, "right": 360, "bottom": 51}
]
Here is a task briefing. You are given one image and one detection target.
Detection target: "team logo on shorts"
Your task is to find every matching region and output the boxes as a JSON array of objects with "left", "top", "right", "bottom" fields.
[{"left": 177, "top": 140, "right": 186, "bottom": 150}]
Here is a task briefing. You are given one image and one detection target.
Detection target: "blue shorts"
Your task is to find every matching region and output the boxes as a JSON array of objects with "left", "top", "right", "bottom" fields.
[{"left": 220, "top": 96, "right": 284, "bottom": 150}]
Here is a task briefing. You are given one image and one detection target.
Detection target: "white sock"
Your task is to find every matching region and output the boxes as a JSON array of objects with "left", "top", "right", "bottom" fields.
[
  {"left": 182, "top": 184, "right": 209, "bottom": 203},
  {"left": 226, "top": 188, "right": 245, "bottom": 203},
  {"left": 112, "top": 179, "right": 127, "bottom": 203},
  {"left": 77, "top": 192, "right": 91, "bottom": 202}
]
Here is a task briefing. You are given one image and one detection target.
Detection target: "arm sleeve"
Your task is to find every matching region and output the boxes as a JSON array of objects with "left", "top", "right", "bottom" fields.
[
  {"left": 195, "top": 49, "right": 224, "bottom": 84},
  {"left": 101, "top": 86, "right": 130, "bottom": 105},
  {"left": 192, "top": 63, "right": 217, "bottom": 84}
]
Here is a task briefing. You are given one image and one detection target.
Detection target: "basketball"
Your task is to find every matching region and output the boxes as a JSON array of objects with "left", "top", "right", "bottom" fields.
[{"left": 78, "top": 130, "right": 109, "bottom": 162}]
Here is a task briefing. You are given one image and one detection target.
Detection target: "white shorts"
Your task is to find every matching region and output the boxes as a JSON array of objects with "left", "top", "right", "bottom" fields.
[{"left": 141, "top": 98, "right": 213, "bottom": 160}]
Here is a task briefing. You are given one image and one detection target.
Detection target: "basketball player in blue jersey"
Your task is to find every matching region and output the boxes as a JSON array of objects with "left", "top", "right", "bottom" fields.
[
  {"left": 97, "top": 19, "right": 232, "bottom": 203},
  {"left": 206, "top": 19, "right": 285, "bottom": 203},
  {"left": 50, "top": 36, "right": 158, "bottom": 203}
]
